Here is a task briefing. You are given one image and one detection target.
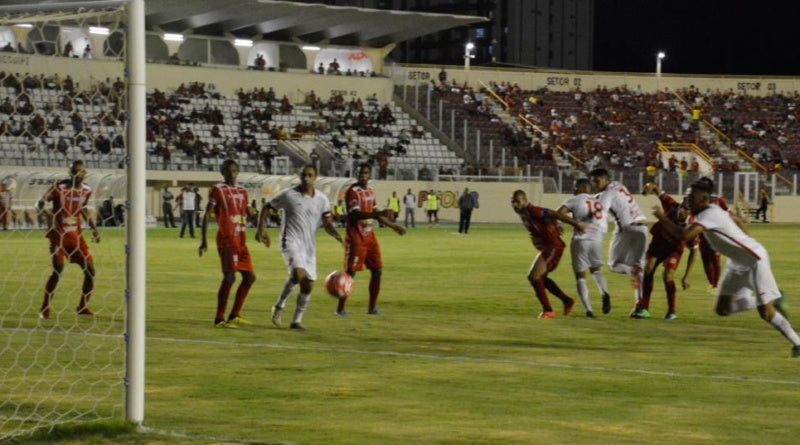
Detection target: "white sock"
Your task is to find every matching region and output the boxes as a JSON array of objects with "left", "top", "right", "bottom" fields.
[
  {"left": 631, "top": 272, "right": 644, "bottom": 303},
  {"left": 769, "top": 312, "right": 800, "bottom": 346},
  {"left": 576, "top": 278, "right": 592, "bottom": 313},
  {"left": 275, "top": 277, "right": 296, "bottom": 309},
  {"left": 591, "top": 270, "right": 609, "bottom": 295},
  {"left": 292, "top": 292, "right": 311, "bottom": 324}
]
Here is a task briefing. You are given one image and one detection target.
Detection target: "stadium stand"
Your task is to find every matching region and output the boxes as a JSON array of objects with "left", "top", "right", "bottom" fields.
[{"left": 0, "top": 71, "right": 459, "bottom": 178}]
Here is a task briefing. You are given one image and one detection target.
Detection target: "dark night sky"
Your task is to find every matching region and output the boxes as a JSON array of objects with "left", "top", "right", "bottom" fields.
[{"left": 593, "top": 1, "right": 800, "bottom": 76}]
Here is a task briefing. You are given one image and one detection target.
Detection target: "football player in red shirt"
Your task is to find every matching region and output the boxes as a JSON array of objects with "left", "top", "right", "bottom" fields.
[
  {"left": 337, "top": 163, "right": 406, "bottom": 316},
  {"left": 512, "top": 189, "right": 585, "bottom": 318},
  {"left": 39, "top": 160, "right": 100, "bottom": 319},
  {"left": 200, "top": 159, "right": 256, "bottom": 328},
  {"left": 634, "top": 183, "right": 697, "bottom": 319}
]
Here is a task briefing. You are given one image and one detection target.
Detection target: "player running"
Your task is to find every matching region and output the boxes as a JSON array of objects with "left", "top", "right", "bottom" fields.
[
  {"left": 337, "top": 163, "right": 406, "bottom": 316},
  {"left": 256, "top": 165, "right": 343, "bottom": 330},
  {"left": 633, "top": 183, "right": 697, "bottom": 320},
  {"left": 556, "top": 178, "right": 611, "bottom": 317},
  {"left": 589, "top": 168, "right": 648, "bottom": 315},
  {"left": 653, "top": 179, "right": 800, "bottom": 357},
  {"left": 512, "top": 189, "right": 585, "bottom": 318},
  {"left": 692, "top": 177, "right": 744, "bottom": 293}
]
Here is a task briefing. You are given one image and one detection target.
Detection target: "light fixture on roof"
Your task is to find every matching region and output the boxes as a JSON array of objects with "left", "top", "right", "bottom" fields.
[
  {"left": 302, "top": 45, "right": 321, "bottom": 51},
  {"left": 464, "top": 42, "right": 475, "bottom": 70},
  {"left": 656, "top": 50, "right": 666, "bottom": 77},
  {"left": 234, "top": 39, "right": 253, "bottom": 47},
  {"left": 89, "top": 26, "right": 110, "bottom": 35},
  {"left": 163, "top": 33, "right": 184, "bottom": 42},
  {"left": 15, "top": 23, "right": 33, "bottom": 28}
]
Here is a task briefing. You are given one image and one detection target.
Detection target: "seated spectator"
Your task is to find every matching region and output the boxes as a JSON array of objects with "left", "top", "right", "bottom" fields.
[
  {"left": 327, "top": 58, "right": 340, "bottom": 75},
  {"left": 398, "top": 128, "right": 411, "bottom": 145},
  {"left": 418, "top": 165, "right": 432, "bottom": 181},
  {"left": 279, "top": 95, "right": 293, "bottom": 114}
]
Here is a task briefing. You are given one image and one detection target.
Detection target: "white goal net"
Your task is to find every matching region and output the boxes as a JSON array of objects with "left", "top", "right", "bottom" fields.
[{"left": 0, "top": 2, "right": 138, "bottom": 440}]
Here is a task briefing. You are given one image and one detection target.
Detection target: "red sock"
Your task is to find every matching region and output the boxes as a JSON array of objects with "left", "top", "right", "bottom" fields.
[
  {"left": 532, "top": 278, "right": 553, "bottom": 312},
  {"left": 42, "top": 274, "right": 58, "bottom": 311},
  {"left": 229, "top": 282, "right": 251, "bottom": 319},
  {"left": 336, "top": 295, "right": 348, "bottom": 312},
  {"left": 641, "top": 274, "right": 654, "bottom": 310},
  {"left": 216, "top": 281, "right": 233, "bottom": 321},
  {"left": 78, "top": 278, "right": 93, "bottom": 310},
  {"left": 543, "top": 277, "right": 571, "bottom": 304},
  {"left": 665, "top": 280, "right": 677, "bottom": 313},
  {"left": 368, "top": 275, "right": 381, "bottom": 311},
  {"left": 711, "top": 256, "right": 721, "bottom": 288}
]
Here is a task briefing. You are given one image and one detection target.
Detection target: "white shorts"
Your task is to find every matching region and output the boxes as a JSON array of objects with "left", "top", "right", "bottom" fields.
[
  {"left": 717, "top": 254, "right": 780, "bottom": 306},
  {"left": 570, "top": 238, "right": 604, "bottom": 273},
  {"left": 608, "top": 224, "right": 647, "bottom": 272},
  {"left": 281, "top": 241, "right": 318, "bottom": 281}
]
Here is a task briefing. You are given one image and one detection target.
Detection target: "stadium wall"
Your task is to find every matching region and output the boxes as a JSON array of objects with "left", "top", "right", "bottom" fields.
[
  {"left": 2, "top": 54, "right": 395, "bottom": 103},
  {"left": 3, "top": 167, "right": 797, "bottom": 223},
  {"left": 399, "top": 65, "right": 800, "bottom": 96}
]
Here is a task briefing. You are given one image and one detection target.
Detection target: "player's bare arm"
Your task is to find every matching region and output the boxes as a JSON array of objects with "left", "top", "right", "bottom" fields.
[
  {"left": 551, "top": 208, "right": 586, "bottom": 233},
  {"left": 255, "top": 203, "right": 271, "bottom": 248},
  {"left": 81, "top": 207, "right": 100, "bottom": 243},
  {"left": 198, "top": 201, "right": 213, "bottom": 256},
  {"left": 642, "top": 182, "right": 661, "bottom": 196},
  {"left": 555, "top": 204, "right": 570, "bottom": 216},
  {"left": 729, "top": 212, "right": 748, "bottom": 233},
  {"left": 681, "top": 246, "right": 698, "bottom": 290},
  {"left": 350, "top": 207, "right": 390, "bottom": 221},
  {"left": 322, "top": 214, "right": 343, "bottom": 245},
  {"left": 376, "top": 215, "right": 406, "bottom": 236},
  {"left": 653, "top": 207, "right": 705, "bottom": 242}
]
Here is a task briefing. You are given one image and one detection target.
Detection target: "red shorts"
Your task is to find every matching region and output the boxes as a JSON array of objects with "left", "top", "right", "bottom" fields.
[
  {"left": 647, "top": 237, "right": 684, "bottom": 269},
  {"left": 699, "top": 237, "right": 719, "bottom": 261},
  {"left": 345, "top": 231, "right": 382, "bottom": 272},
  {"left": 48, "top": 231, "right": 93, "bottom": 265},
  {"left": 537, "top": 246, "right": 564, "bottom": 273},
  {"left": 646, "top": 250, "right": 683, "bottom": 271},
  {"left": 217, "top": 244, "right": 253, "bottom": 273}
]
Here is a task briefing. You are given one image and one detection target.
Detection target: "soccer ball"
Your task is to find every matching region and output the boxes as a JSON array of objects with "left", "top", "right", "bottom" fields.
[{"left": 324, "top": 270, "right": 353, "bottom": 299}]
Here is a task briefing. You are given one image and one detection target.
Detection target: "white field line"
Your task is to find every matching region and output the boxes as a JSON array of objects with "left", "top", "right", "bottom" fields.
[
  {"left": 147, "top": 335, "right": 800, "bottom": 386},
  {"left": 4, "top": 326, "right": 797, "bottom": 386}
]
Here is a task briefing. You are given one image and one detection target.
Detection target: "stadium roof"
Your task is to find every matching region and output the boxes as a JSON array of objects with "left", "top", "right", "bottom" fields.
[{"left": 2, "top": 0, "right": 488, "bottom": 48}]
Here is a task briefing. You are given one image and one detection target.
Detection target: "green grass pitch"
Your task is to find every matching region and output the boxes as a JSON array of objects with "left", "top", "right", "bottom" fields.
[{"left": 3, "top": 222, "right": 800, "bottom": 444}]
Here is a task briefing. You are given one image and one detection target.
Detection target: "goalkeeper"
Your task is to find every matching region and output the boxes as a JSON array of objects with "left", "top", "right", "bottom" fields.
[{"left": 39, "top": 160, "right": 100, "bottom": 319}]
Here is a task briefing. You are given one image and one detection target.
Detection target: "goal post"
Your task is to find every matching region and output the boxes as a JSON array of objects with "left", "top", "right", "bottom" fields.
[
  {"left": 0, "top": 0, "right": 146, "bottom": 439},
  {"left": 126, "top": 0, "right": 146, "bottom": 426}
]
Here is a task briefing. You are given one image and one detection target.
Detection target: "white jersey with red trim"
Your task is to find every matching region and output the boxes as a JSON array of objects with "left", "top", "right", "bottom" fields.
[
  {"left": 596, "top": 181, "right": 645, "bottom": 229},
  {"left": 693, "top": 204, "right": 765, "bottom": 268},
  {"left": 560, "top": 193, "right": 607, "bottom": 241}
]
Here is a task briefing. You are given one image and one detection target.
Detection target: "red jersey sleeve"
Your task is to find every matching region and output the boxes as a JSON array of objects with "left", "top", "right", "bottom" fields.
[
  {"left": 345, "top": 186, "right": 359, "bottom": 212},
  {"left": 208, "top": 185, "right": 221, "bottom": 207},
  {"left": 717, "top": 196, "right": 729, "bottom": 211}
]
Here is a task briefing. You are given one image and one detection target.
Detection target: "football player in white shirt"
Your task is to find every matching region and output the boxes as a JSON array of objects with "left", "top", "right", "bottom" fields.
[
  {"left": 256, "top": 165, "right": 343, "bottom": 330},
  {"left": 589, "top": 168, "right": 648, "bottom": 315},
  {"left": 556, "top": 178, "right": 611, "bottom": 317},
  {"left": 654, "top": 180, "right": 800, "bottom": 357}
]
